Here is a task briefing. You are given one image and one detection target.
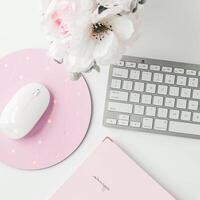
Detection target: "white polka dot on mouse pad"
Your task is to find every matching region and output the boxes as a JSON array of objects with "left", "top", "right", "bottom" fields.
[{"left": 0, "top": 49, "right": 92, "bottom": 170}]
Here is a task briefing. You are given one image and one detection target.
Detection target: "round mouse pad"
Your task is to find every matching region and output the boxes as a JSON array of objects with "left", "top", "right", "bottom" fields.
[{"left": 0, "top": 49, "right": 92, "bottom": 170}]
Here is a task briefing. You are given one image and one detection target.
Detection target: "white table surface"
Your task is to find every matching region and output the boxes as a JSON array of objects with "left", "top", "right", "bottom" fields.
[{"left": 0, "top": 0, "right": 200, "bottom": 199}]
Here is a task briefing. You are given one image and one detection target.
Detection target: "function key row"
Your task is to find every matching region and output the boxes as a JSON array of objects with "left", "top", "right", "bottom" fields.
[{"left": 114, "top": 61, "right": 199, "bottom": 76}]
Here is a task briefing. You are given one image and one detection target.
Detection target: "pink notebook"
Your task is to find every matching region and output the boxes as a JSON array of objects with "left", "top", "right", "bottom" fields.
[{"left": 50, "top": 138, "right": 175, "bottom": 200}]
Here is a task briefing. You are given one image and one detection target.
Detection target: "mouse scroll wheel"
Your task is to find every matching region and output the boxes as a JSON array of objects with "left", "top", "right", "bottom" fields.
[{"left": 33, "top": 89, "right": 40, "bottom": 96}]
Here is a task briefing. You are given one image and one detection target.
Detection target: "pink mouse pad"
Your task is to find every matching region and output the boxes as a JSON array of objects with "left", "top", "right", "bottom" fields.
[{"left": 0, "top": 49, "right": 92, "bottom": 170}]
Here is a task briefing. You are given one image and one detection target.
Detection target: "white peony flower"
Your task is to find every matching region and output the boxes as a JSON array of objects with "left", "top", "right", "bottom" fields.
[{"left": 42, "top": 0, "right": 143, "bottom": 79}]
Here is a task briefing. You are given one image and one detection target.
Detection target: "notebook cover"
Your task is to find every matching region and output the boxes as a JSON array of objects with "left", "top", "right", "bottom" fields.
[{"left": 50, "top": 137, "right": 175, "bottom": 200}]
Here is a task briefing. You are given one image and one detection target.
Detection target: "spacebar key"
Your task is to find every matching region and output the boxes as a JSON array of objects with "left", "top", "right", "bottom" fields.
[
  {"left": 169, "top": 121, "right": 200, "bottom": 136},
  {"left": 108, "top": 102, "right": 133, "bottom": 113}
]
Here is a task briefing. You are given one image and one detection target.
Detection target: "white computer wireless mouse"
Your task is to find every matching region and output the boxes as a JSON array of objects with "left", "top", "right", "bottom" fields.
[{"left": 0, "top": 83, "right": 50, "bottom": 140}]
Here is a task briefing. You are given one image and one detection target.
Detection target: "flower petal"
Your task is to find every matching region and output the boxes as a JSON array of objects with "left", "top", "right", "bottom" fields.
[
  {"left": 64, "top": 37, "right": 96, "bottom": 73},
  {"left": 40, "top": 0, "right": 53, "bottom": 13},
  {"left": 48, "top": 39, "right": 68, "bottom": 61},
  {"left": 92, "top": 6, "right": 123, "bottom": 23},
  {"left": 64, "top": 54, "right": 94, "bottom": 73},
  {"left": 95, "top": 32, "right": 124, "bottom": 65},
  {"left": 93, "top": 0, "right": 134, "bottom": 22},
  {"left": 93, "top": 31, "right": 115, "bottom": 58},
  {"left": 111, "top": 15, "right": 135, "bottom": 40}
]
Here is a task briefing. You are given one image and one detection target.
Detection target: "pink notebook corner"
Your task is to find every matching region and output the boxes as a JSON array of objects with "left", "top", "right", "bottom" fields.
[{"left": 50, "top": 137, "right": 176, "bottom": 200}]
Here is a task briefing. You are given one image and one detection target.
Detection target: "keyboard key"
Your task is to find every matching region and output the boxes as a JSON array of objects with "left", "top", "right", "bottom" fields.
[
  {"left": 153, "top": 73, "right": 163, "bottom": 83},
  {"left": 192, "top": 113, "right": 200, "bottom": 122},
  {"left": 181, "top": 88, "right": 191, "bottom": 98},
  {"left": 153, "top": 96, "right": 163, "bottom": 106},
  {"left": 157, "top": 108, "right": 168, "bottom": 118},
  {"left": 192, "top": 89, "right": 200, "bottom": 99},
  {"left": 109, "top": 90, "right": 128, "bottom": 101},
  {"left": 169, "top": 110, "right": 179, "bottom": 120},
  {"left": 177, "top": 98, "right": 187, "bottom": 109},
  {"left": 165, "top": 74, "right": 175, "bottom": 84},
  {"left": 188, "top": 100, "right": 198, "bottom": 110},
  {"left": 188, "top": 78, "right": 198, "bottom": 87},
  {"left": 119, "top": 114, "right": 129, "bottom": 121},
  {"left": 111, "top": 79, "right": 121, "bottom": 89},
  {"left": 122, "top": 80, "right": 133, "bottom": 91},
  {"left": 154, "top": 119, "right": 168, "bottom": 131},
  {"left": 130, "top": 70, "right": 140, "bottom": 80},
  {"left": 158, "top": 85, "right": 168, "bottom": 95},
  {"left": 126, "top": 62, "right": 136, "bottom": 68},
  {"left": 130, "top": 121, "right": 141, "bottom": 128},
  {"left": 150, "top": 65, "right": 160, "bottom": 71},
  {"left": 118, "top": 120, "right": 129, "bottom": 126},
  {"left": 134, "top": 82, "right": 144, "bottom": 92},
  {"left": 143, "top": 118, "right": 153, "bottom": 129},
  {"left": 165, "top": 97, "right": 175, "bottom": 107},
  {"left": 174, "top": 68, "right": 184, "bottom": 74},
  {"left": 169, "top": 86, "right": 179, "bottom": 96},
  {"left": 146, "top": 83, "right": 156, "bottom": 93},
  {"left": 113, "top": 68, "right": 128, "bottom": 78},
  {"left": 115, "top": 60, "right": 125, "bottom": 67},
  {"left": 186, "top": 70, "right": 196, "bottom": 76},
  {"left": 177, "top": 76, "right": 187, "bottom": 86},
  {"left": 106, "top": 118, "right": 117, "bottom": 125},
  {"left": 142, "top": 71, "right": 152, "bottom": 81},
  {"left": 146, "top": 106, "right": 156, "bottom": 116},
  {"left": 138, "top": 63, "right": 148, "bottom": 69},
  {"left": 130, "top": 93, "right": 140, "bottom": 103},
  {"left": 162, "top": 66, "right": 172, "bottom": 73},
  {"left": 176, "top": 99, "right": 187, "bottom": 109},
  {"left": 169, "top": 121, "right": 200, "bottom": 135},
  {"left": 108, "top": 102, "right": 133, "bottom": 113},
  {"left": 181, "top": 111, "right": 191, "bottom": 121},
  {"left": 141, "top": 94, "right": 152, "bottom": 104},
  {"left": 134, "top": 105, "right": 144, "bottom": 115}
]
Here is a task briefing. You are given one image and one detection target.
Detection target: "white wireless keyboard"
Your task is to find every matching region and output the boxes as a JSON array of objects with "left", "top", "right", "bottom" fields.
[{"left": 103, "top": 56, "right": 200, "bottom": 139}]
